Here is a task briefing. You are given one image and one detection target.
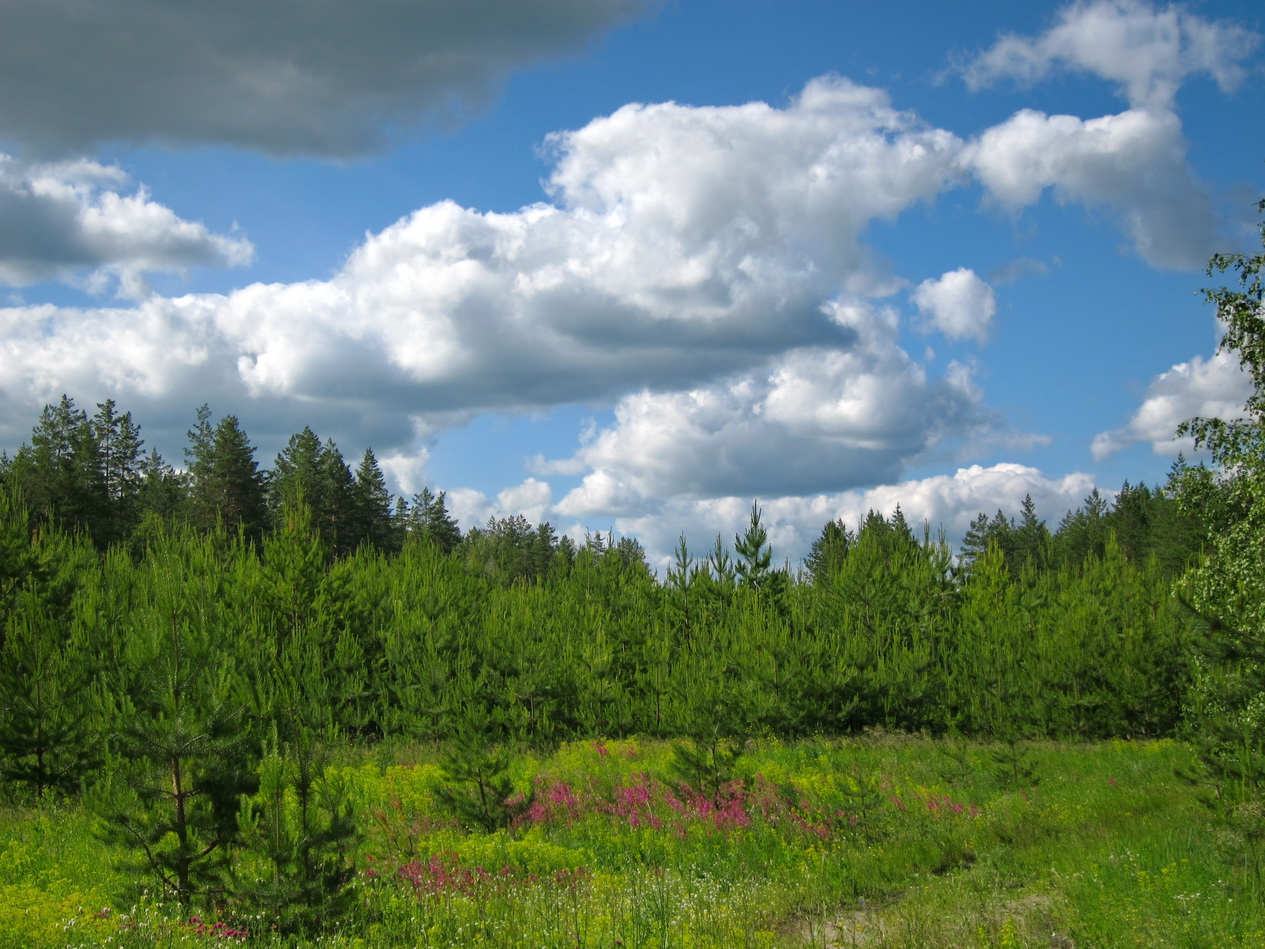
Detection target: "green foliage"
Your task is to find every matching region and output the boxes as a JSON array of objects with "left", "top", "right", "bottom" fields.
[
  {"left": 91, "top": 526, "right": 256, "bottom": 906},
  {"left": 0, "top": 601, "right": 100, "bottom": 797},
  {"left": 433, "top": 707, "right": 534, "bottom": 834},
  {"left": 669, "top": 735, "right": 744, "bottom": 803},
  {"left": 1174, "top": 198, "right": 1265, "bottom": 820},
  {"left": 734, "top": 500, "right": 772, "bottom": 589},
  {"left": 270, "top": 427, "right": 360, "bottom": 557},
  {"left": 405, "top": 486, "right": 462, "bottom": 554},
  {"left": 352, "top": 447, "right": 396, "bottom": 553},
  {"left": 234, "top": 728, "right": 359, "bottom": 934},
  {"left": 184, "top": 405, "right": 269, "bottom": 545},
  {"left": 804, "top": 517, "right": 851, "bottom": 585}
]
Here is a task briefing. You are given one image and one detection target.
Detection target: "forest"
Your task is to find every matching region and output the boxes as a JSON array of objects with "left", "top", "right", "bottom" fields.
[
  {"left": 0, "top": 201, "right": 1261, "bottom": 946},
  {"left": 0, "top": 389, "right": 1211, "bottom": 757}
]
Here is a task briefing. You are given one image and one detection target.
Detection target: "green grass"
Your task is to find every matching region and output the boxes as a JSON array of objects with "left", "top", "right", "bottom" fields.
[{"left": 3, "top": 736, "right": 1263, "bottom": 948}]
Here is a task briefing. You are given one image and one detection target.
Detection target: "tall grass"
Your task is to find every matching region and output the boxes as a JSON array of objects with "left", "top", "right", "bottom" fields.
[{"left": 3, "top": 735, "right": 1263, "bottom": 948}]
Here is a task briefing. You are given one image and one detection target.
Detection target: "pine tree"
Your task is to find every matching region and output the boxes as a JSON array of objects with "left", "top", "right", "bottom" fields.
[
  {"left": 805, "top": 518, "right": 851, "bottom": 584},
  {"left": 94, "top": 527, "right": 255, "bottom": 906},
  {"left": 734, "top": 500, "right": 773, "bottom": 589},
  {"left": 271, "top": 428, "right": 325, "bottom": 514},
  {"left": 0, "top": 492, "right": 98, "bottom": 796},
  {"left": 705, "top": 533, "right": 735, "bottom": 586},
  {"left": 406, "top": 487, "right": 462, "bottom": 553},
  {"left": 1011, "top": 493, "right": 1050, "bottom": 572},
  {"left": 0, "top": 600, "right": 100, "bottom": 796},
  {"left": 185, "top": 407, "right": 269, "bottom": 545},
  {"left": 9, "top": 395, "right": 109, "bottom": 543},
  {"left": 136, "top": 448, "right": 187, "bottom": 524},
  {"left": 351, "top": 448, "right": 394, "bottom": 553},
  {"left": 271, "top": 429, "right": 360, "bottom": 556},
  {"left": 234, "top": 726, "right": 359, "bottom": 933},
  {"left": 0, "top": 486, "right": 49, "bottom": 654},
  {"left": 957, "top": 512, "right": 994, "bottom": 576},
  {"left": 319, "top": 439, "right": 357, "bottom": 557},
  {"left": 93, "top": 399, "right": 145, "bottom": 547},
  {"left": 1054, "top": 489, "right": 1109, "bottom": 567}
]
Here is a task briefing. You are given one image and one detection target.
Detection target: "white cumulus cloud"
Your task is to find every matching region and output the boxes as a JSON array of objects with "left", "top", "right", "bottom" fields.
[
  {"left": 963, "top": 106, "right": 1217, "bottom": 268},
  {"left": 0, "top": 156, "right": 253, "bottom": 295},
  {"left": 0, "top": 77, "right": 973, "bottom": 461},
  {"left": 912, "top": 268, "right": 997, "bottom": 342},
  {"left": 549, "top": 301, "right": 1001, "bottom": 513},
  {"left": 963, "top": 0, "right": 1261, "bottom": 111},
  {"left": 1091, "top": 349, "right": 1252, "bottom": 459}
]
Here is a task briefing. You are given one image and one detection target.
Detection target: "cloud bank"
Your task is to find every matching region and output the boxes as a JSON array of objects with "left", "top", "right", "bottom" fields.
[
  {"left": 0, "top": 0, "right": 653, "bottom": 157},
  {"left": 963, "top": 107, "right": 1216, "bottom": 268},
  {"left": 0, "top": 77, "right": 973, "bottom": 443}
]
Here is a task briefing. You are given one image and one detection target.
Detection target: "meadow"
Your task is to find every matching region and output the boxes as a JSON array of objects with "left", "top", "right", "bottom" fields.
[{"left": 2, "top": 734, "right": 1260, "bottom": 949}]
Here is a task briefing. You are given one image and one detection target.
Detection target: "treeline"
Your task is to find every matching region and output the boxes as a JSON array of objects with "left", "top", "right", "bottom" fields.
[
  {"left": 1, "top": 394, "right": 1205, "bottom": 581},
  {"left": 0, "top": 398, "right": 1212, "bottom": 782},
  {"left": 0, "top": 487, "right": 1198, "bottom": 775}
]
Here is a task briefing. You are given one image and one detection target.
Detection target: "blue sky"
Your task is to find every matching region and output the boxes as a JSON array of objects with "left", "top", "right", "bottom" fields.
[{"left": 1, "top": 0, "right": 1262, "bottom": 567}]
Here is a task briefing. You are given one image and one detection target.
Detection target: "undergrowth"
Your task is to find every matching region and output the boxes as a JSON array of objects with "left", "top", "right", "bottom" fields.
[{"left": 1, "top": 736, "right": 1261, "bottom": 948}]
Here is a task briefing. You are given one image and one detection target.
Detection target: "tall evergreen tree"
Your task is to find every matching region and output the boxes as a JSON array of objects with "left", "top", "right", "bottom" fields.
[
  {"left": 137, "top": 448, "right": 186, "bottom": 521},
  {"left": 805, "top": 518, "right": 851, "bottom": 584},
  {"left": 1011, "top": 493, "right": 1051, "bottom": 572},
  {"left": 734, "top": 500, "right": 773, "bottom": 589},
  {"left": 351, "top": 448, "right": 394, "bottom": 553},
  {"left": 9, "top": 395, "right": 107, "bottom": 543},
  {"left": 94, "top": 526, "right": 255, "bottom": 906},
  {"left": 92, "top": 399, "right": 145, "bottom": 548},
  {"left": 271, "top": 428, "right": 325, "bottom": 513},
  {"left": 958, "top": 511, "right": 1001, "bottom": 577},
  {"left": 1054, "top": 489, "right": 1110, "bottom": 567},
  {"left": 272, "top": 429, "right": 359, "bottom": 555},
  {"left": 319, "top": 439, "right": 357, "bottom": 557},
  {"left": 407, "top": 487, "right": 462, "bottom": 554},
  {"left": 185, "top": 407, "right": 269, "bottom": 544}
]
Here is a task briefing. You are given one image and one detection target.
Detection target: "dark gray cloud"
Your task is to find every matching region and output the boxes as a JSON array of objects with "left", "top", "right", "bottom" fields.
[{"left": 0, "top": 0, "right": 652, "bottom": 156}]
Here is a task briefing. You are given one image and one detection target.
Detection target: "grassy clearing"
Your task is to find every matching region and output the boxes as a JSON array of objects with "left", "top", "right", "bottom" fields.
[{"left": 1, "top": 735, "right": 1261, "bottom": 948}]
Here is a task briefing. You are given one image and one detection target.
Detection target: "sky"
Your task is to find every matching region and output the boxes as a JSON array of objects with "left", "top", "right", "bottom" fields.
[{"left": 0, "top": 0, "right": 1263, "bottom": 570}]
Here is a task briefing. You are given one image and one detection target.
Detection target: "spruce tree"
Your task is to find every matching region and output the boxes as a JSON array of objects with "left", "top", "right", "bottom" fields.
[
  {"left": 805, "top": 518, "right": 851, "bottom": 584},
  {"left": 351, "top": 448, "right": 395, "bottom": 553},
  {"left": 185, "top": 407, "right": 269, "bottom": 545},
  {"left": 407, "top": 487, "right": 462, "bottom": 554}
]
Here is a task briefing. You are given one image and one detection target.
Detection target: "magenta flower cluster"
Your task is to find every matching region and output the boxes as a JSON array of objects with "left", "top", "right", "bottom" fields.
[
  {"left": 395, "top": 851, "right": 591, "bottom": 898},
  {"left": 185, "top": 917, "right": 250, "bottom": 942}
]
